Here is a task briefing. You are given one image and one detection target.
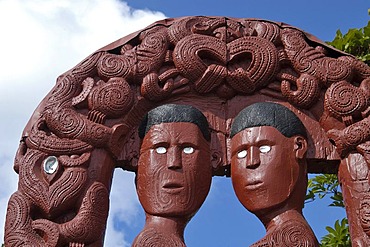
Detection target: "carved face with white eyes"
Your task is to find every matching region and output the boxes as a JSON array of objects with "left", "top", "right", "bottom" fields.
[
  {"left": 231, "top": 126, "right": 307, "bottom": 214},
  {"left": 137, "top": 122, "right": 212, "bottom": 217}
]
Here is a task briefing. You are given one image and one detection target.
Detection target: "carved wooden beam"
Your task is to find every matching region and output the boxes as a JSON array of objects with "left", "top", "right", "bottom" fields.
[{"left": 5, "top": 16, "right": 370, "bottom": 246}]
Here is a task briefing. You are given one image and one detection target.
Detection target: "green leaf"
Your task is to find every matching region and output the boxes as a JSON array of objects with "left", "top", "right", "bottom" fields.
[
  {"left": 327, "top": 18, "right": 370, "bottom": 65},
  {"left": 321, "top": 218, "right": 351, "bottom": 247}
]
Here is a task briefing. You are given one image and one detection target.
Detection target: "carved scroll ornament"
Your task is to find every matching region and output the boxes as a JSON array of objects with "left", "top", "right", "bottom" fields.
[{"left": 4, "top": 16, "right": 370, "bottom": 246}]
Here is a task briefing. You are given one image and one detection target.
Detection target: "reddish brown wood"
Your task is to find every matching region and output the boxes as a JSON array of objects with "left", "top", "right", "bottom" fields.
[
  {"left": 133, "top": 106, "right": 212, "bottom": 246},
  {"left": 230, "top": 103, "right": 319, "bottom": 246},
  {"left": 4, "top": 16, "right": 370, "bottom": 246}
]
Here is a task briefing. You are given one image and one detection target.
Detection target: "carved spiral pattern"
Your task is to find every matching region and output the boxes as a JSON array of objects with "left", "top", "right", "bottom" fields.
[
  {"left": 272, "top": 221, "right": 317, "bottom": 247},
  {"left": 343, "top": 118, "right": 370, "bottom": 146},
  {"left": 83, "top": 123, "right": 112, "bottom": 147},
  {"left": 360, "top": 195, "right": 370, "bottom": 236},
  {"left": 71, "top": 52, "right": 102, "bottom": 80},
  {"left": 227, "top": 36, "right": 279, "bottom": 93},
  {"left": 135, "top": 28, "right": 169, "bottom": 77},
  {"left": 19, "top": 149, "right": 88, "bottom": 215},
  {"left": 88, "top": 77, "right": 133, "bottom": 118},
  {"left": 281, "top": 28, "right": 353, "bottom": 86},
  {"left": 18, "top": 150, "right": 49, "bottom": 208},
  {"left": 325, "top": 81, "right": 368, "bottom": 119},
  {"left": 5, "top": 192, "right": 31, "bottom": 236},
  {"left": 133, "top": 228, "right": 185, "bottom": 247},
  {"left": 173, "top": 34, "right": 226, "bottom": 82},
  {"left": 251, "top": 220, "right": 318, "bottom": 247},
  {"left": 59, "top": 182, "right": 109, "bottom": 243},
  {"left": 45, "top": 108, "right": 85, "bottom": 138},
  {"left": 97, "top": 53, "right": 132, "bottom": 80},
  {"left": 46, "top": 53, "right": 101, "bottom": 112},
  {"left": 350, "top": 57, "right": 370, "bottom": 79},
  {"left": 5, "top": 192, "right": 45, "bottom": 247},
  {"left": 295, "top": 50, "right": 317, "bottom": 74},
  {"left": 88, "top": 183, "right": 110, "bottom": 218},
  {"left": 328, "top": 116, "right": 370, "bottom": 156},
  {"left": 32, "top": 219, "right": 60, "bottom": 246},
  {"left": 318, "top": 57, "right": 352, "bottom": 84},
  {"left": 281, "top": 73, "right": 321, "bottom": 108},
  {"left": 281, "top": 29, "right": 306, "bottom": 53},
  {"left": 6, "top": 16, "right": 370, "bottom": 246},
  {"left": 50, "top": 167, "right": 88, "bottom": 212},
  {"left": 168, "top": 16, "right": 213, "bottom": 44},
  {"left": 47, "top": 74, "right": 80, "bottom": 107},
  {"left": 141, "top": 72, "right": 175, "bottom": 101},
  {"left": 45, "top": 107, "right": 112, "bottom": 147},
  {"left": 26, "top": 122, "right": 92, "bottom": 155},
  {"left": 196, "top": 64, "right": 227, "bottom": 93},
  {"left": 252, "top": 21, "right": 281, "bottom": 45}
]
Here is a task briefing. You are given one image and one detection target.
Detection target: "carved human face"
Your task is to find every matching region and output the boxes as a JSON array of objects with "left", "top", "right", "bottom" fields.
[
  {"left": 137, "top": 122, "right": 212, "bottom": 217},
  {"left": 231, "top": 126, "right": 306, "bottom": 214}
]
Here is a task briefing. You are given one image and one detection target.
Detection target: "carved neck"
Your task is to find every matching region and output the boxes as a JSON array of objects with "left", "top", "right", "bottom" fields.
[
  {"left": 256, "top": 160, "right": 307, "bottom": 228},
  {"left": 264, "top": 209, "right": 304, "bottom": 231},
  {"left": 144, "top": 214, "right": 188, "bottom": 238}
]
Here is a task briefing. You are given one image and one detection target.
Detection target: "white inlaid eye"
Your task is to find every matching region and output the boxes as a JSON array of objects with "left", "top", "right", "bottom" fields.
[
  {"left": 237, "top": 150, "right": 247, "bottom": 158},
  {"left": 259, "top": 145, "right": 271, "bottom": 153},
  {"left": 155, "top": 147, "right": 167, "bottom": 154},
  {"left": 183, "top": 147, "right": 194, "bottom": 154}
]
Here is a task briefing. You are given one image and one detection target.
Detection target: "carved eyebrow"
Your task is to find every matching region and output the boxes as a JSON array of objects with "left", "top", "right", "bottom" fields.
[
  {"left": 150, "top": 141, "right": 169, "bottom": 148},
  {"left": 255, "top": 139, "right": 275, "bottom": 146},
  {"left": 231, "top": 143, "right": 249, "bottom": 156},
  {"left": 179, "top": 141, "right": 199, "bottom": 148}
]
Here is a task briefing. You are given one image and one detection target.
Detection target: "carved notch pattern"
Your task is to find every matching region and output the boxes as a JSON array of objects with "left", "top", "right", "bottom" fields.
[{"left": 4, "top": 16, "right": 370, "bottom": 246}]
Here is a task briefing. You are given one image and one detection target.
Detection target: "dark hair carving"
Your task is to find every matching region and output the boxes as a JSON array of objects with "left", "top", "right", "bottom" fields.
[
  {"left": 230, "top": 102, "right": 307, "bottom": 138},
  {"left": 139, "top": 104, "right": 210, "bottom": 141}
]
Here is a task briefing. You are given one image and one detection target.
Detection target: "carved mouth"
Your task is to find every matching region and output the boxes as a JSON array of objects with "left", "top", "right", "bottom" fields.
[
  {"left": 163, "top": 182, "right": 183, "bottom": 188},
  {"left": 163, "top": 181, "right": 184, "bottom": 193},
  {"left": 245, "top": 181, "right": 263, "bottom": 190}
]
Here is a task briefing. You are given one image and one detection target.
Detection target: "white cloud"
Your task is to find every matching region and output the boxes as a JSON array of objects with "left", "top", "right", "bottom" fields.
[
  {"left": 105, "top": 170, "right": 142, "bottom": 247},
  {"left": 0, "top": 0, "right": 165, "bottom": 244}
]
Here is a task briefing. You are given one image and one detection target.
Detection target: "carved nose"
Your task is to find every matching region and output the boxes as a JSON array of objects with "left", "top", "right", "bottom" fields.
[
  {"left": 167, "top": 147, "right": 182, "bottom": 170},
  {"left": 246, "top": 147, "right": 260, "bottom": 169}
]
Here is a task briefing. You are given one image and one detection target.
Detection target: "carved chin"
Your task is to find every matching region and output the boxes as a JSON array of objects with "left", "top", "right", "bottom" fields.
[{"left": 242, "top": 187, "right": 293, "bottom": 214}]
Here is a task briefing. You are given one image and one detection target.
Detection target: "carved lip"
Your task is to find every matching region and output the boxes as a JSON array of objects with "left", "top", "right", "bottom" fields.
[
  {"left": 162, "top": 181, "right": 184, "bottom": 193},
  {"left": 244, "top": 181, "right": 263, "bottom": 190}
]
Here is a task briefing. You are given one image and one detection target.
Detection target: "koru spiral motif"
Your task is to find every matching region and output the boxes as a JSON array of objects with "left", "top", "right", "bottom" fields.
[{"left": 4, "top": 16, "right": 370, "bottom": 246}]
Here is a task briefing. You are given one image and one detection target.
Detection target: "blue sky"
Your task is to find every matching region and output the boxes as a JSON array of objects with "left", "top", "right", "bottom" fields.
[{"left": 0, "top": 0, "right": 369, "bottom": 246}]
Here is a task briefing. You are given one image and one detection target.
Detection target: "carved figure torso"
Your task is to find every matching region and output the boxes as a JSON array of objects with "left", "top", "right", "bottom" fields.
[{"left": 251, "top": 210, "right": 318, "bottom": 247}]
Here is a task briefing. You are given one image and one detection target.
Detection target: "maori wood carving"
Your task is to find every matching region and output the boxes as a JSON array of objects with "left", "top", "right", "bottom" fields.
[
  {"left": 230, "top": 103, "right": 319, "bottom": 246},
  {"left": 133, "top": 105, "right": 212, "bottom": 246},
  {"left": 4, "top": 16, "right": 370, "bottom": 246}
]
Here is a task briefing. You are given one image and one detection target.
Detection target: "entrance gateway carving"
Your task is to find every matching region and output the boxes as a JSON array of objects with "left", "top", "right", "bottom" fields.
[{"left": 4, "top": 16, "right": 370, "bottom": 246}]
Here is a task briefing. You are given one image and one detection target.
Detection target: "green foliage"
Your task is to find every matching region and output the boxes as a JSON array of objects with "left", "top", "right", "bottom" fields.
[
  {"left": 306, "top": 175, "right": 348, "bottom": 246},
  {"left": 306, "top": 174, "right": 344, "bottom": 208},
  {"left": 327, "top": 19, "right": 370, "bottom": 65},
  {"left": 307, "top": 12, "right": 370, "bottom": 246},
  {"left": 320, "top": 218, "right": 351, "bottom": 247}
]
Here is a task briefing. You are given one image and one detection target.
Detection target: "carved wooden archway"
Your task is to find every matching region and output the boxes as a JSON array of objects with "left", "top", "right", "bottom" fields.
[{"left": 4, "top": 16, "right": 370, "bottom": 246}]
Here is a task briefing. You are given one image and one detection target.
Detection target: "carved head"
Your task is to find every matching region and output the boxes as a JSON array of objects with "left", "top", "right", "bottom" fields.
[
  {"left": 230, "top": 102, "right": 308, "bottom": 216},
  {"left": 137, "top": 104, "right": 212, "bottom": 218}
]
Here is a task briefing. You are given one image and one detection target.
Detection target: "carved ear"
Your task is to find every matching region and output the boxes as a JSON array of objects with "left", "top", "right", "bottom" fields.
[
  {"left": 211, "top": 150, "right": 222, "bottom": 171},
  {"left": 294, "top": 136, "right": 307, "bottom": 159}
]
